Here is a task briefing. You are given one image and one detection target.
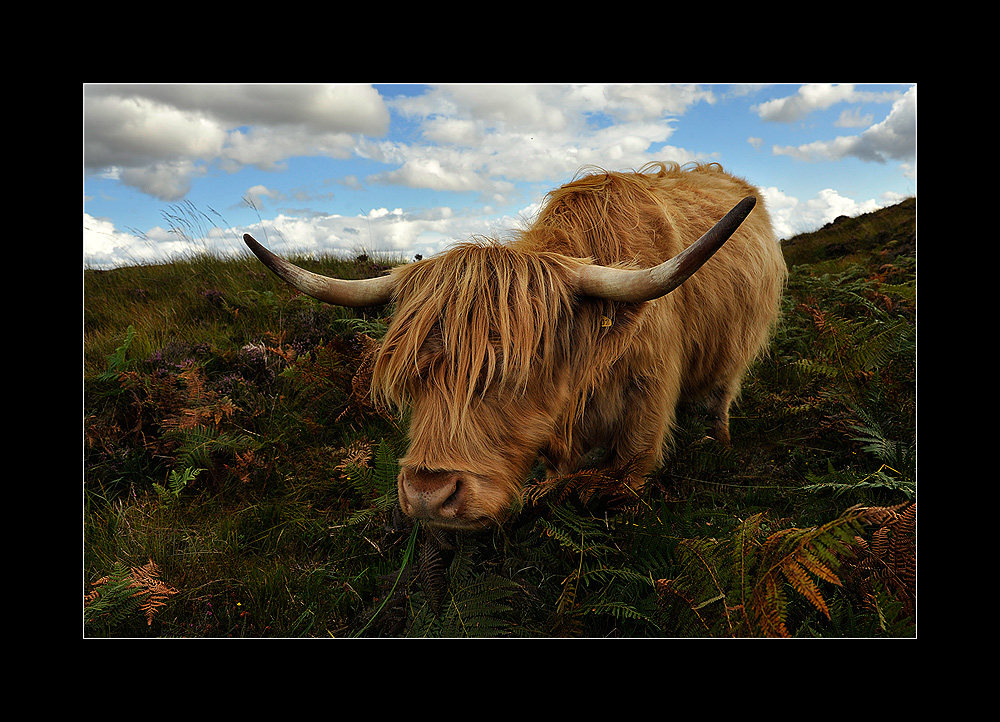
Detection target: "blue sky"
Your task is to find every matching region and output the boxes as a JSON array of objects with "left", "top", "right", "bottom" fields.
[{"left": 83, "top": 83, "right": 916, "bottom": 269}]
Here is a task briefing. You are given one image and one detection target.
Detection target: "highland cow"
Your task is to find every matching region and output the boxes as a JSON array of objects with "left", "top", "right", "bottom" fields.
[{"left": 244, "top": 162, "right": 787, "bottom": 530}]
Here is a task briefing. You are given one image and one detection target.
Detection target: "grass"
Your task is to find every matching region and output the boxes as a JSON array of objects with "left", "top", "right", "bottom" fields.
[{"left": 83, "top": 200, "right": 916, "bottom": 637}]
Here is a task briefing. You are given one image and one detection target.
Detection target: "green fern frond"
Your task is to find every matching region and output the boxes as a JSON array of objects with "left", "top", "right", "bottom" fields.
[
  {"left": 583, "top": 600, "right": 653, "bottom": 625},
  {"left": 803, "top": 460, "right": 915, "bottom": 502},
  {"left": 164, "top": 425, "right": 256, "bottom": 471},
  {"left": 153, "top": 466, "right": 204, "bottom": 505},
  {"left": 753, "top": 572, "right": 789, "bottom": 637},
  {"left": 538, "top": 504, "right": 618, "bottom": 558},
  {"left": 844, "top": 396, "right": 914, "bottom": 478},
  {"left": 344, "top": 438, "right": 401, "bottom": 525},
  {"left": 98, "top": 325, "right": 136, "bottom": 381},
  {"left": 333, "top": 316, "right": 389, "bottom": 340},
  {"left": 85, "top": 562, "right": 142, "bottom": 628},
  {"left": 85, "top": 558, "right": 179, "bottom": 631},
  {"left": 869, "top": 585, "right": 916, "bottom": 636},
  {"left": 792, "top": 358, "right": 842, "bottom": 379},
  {"left": 403, "top": 534, "right": 520, "bottom": 638},
  {"left": 658, "top": 508, "right": 868, "bottom": 637},
  {"left": 434, "top": 574, "right": 519, "bottom": 638}
]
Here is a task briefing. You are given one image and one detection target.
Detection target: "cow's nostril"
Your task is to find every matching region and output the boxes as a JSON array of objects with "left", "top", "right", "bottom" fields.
[{"left": 441, "top": 478, "right": 462, "bottom": 511}]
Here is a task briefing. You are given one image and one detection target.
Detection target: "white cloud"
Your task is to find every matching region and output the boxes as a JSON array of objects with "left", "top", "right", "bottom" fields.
[
  {"left": 752, "top": 83, "right": 902, "bottom": 123},
  {"left": 84, "top": 84, "right": 391, "bottom": 201},
  {"left": 854, "top": 86, "right": 917, "bottom": 162},
  {"left": 84, "top": 212, "right": 214, "bottom": 267},
  {"left": 421, "top": 117, "right": 483, "bottom": 147},
  {"left": 118, "top": 160, "right": 204, "bottom": 202},
  {"left": 761, "top": 186, "right": 889, "bottom": 239},
  {"left": 835, "top": 108, "right": 873, "bottom": 128},
  {"left": 753, "top": 84, "right": 856, "bottom": 123},
  {"left": 89, "top": 84, "right": 390, "bottom": 136},
  {"left": 248, "top": 204, "right": 511, "bottom": 263},
  {"left": 772, "top": 86, "right": 916, "bottom": 164},
  {"left": 440, "top": 85, "right": 572, "bottom": 132},
  {"left": 245, "top": 184, "right": 284, "bottom": 202},
  {"left": 383, "top": 157, "right": 485, "bottom": 192},
  {"left": 84, "top": 93, "right": 227, "bottom": 171},
  {"left": 222, "top": 125, "right": 357, "bottom": 171},
  {"left": 367, "top": 207, "right": 402, "bottom": 219},
  {"left": 86, "top": 83, "right": 714, "bottom": 211},
  {"left": 84, "top": 213, "right": 130, "bottom": 265},
  {"left": 361, "top": 85, "right": 711, "bottom": 210},
  {"left": 568, "top": 84, "right": 715, "bottom": 121}
]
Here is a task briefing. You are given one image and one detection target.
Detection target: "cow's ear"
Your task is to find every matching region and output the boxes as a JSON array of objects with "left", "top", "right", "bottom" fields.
[{"left": 586, "top": 297, "right": 649, "bottom": 345}]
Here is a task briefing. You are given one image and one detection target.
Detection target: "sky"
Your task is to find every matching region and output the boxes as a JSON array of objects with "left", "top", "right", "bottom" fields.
[{"left": 83, "top": 83, "right": 916, "bottom": 269}]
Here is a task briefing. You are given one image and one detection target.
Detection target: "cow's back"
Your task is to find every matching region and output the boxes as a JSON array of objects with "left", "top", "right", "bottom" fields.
[
  {"left": 527, "top": 162, "right": 787, "bottom": 453},
  {"left": 647, "top": 164, "right": 786, "bottom": 405}
]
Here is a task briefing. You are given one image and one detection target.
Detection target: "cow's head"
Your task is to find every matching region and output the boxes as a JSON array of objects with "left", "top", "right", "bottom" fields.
[{"left": 243, "top": 197, "right": 755, "bottom": 530}]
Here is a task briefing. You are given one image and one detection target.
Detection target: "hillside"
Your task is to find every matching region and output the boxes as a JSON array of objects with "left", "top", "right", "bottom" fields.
[
  {"left": 781, "top": 196, "right": 916, "bottom": 269},
  {"left": 83, "top": 200, "right": 916, "bottom": 638}
]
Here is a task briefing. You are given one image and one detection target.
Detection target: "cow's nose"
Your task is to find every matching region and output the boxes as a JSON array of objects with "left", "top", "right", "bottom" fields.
[{"left": 398, "top": 468, "right": 466, "bottom": 521}]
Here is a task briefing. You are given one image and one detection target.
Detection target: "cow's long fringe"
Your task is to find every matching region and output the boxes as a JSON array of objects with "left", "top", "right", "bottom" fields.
[{"left": 371, "top": 241, "right": 585, "bottom": 440}]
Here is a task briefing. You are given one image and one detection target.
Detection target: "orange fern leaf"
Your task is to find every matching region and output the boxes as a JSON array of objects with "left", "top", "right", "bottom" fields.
[{"left": 130, "top": 559, "right": 179, "bottom": 626}]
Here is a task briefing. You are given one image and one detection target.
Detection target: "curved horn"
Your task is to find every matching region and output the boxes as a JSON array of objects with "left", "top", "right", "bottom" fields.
[
  {"left": 574, "top": 196, "right": 758, "bottom": 303},
  {"left": 243, "top": 234, "right": 396, "bottom": 308}
]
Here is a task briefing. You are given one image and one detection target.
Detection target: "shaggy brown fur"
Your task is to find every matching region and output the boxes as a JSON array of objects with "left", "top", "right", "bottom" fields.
[{"left": 370, "top": 162, "right": 787, "bottom": 529}]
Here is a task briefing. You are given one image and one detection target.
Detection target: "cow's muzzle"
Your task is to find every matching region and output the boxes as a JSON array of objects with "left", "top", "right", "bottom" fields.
[{"left": 397, "top": 468, "right": 490, "bottom": 530}]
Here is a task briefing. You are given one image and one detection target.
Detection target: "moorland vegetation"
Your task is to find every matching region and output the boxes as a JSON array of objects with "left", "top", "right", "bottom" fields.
[{"left": 84, "top": 198, "right": 916, "bottom": 637}]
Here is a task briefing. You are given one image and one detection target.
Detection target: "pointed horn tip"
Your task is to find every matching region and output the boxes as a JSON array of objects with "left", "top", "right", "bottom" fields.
[
  {"left": 710, "top": 196, "right": 758, "bottom": 239},
  {"left": 243, "top": 233, "right": 274, "bottom": 261},
  {"left": 733, "top": 195, "right": 757, "bottom": 217}
]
